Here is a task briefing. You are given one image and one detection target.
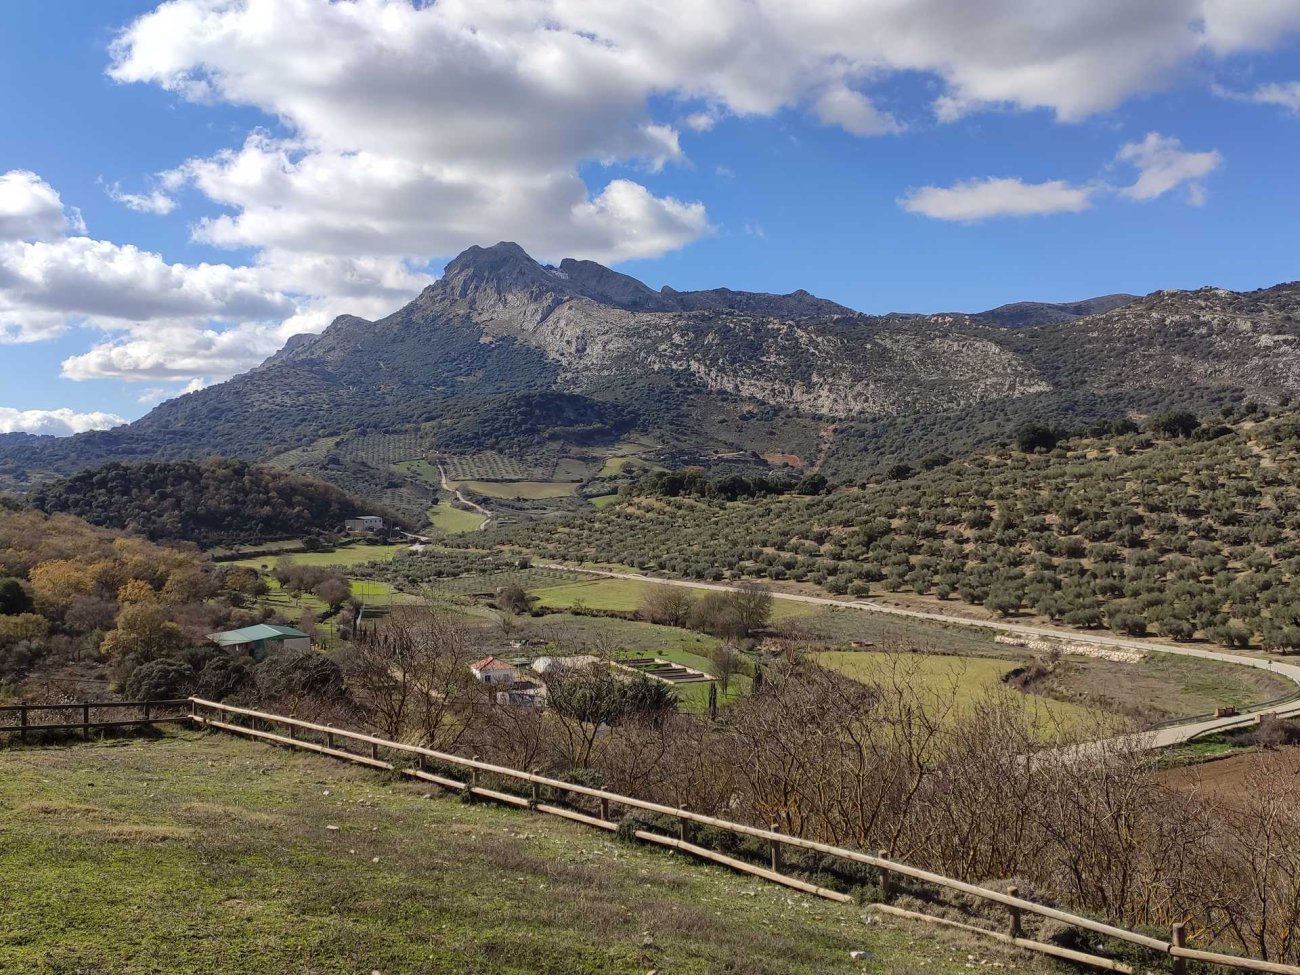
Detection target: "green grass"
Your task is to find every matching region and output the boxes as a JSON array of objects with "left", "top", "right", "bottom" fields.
[
  {"left": 426, "top": 503, "right": 486, "bottom": 534},
  {"left": 589, "top": 493, "right": 620, "bottom": 508},
  {"left": 598, "top": 455, "right": 637, "bottom": 476},
  {"left": 530, "top": 578, "right": 652, "bottom": 612},
  {"left": 229, "top": 543, "right": 407, "bottom": 570},
  {"left": 0, "top": 735, "right": 1035, "bottom": 975},
  {"left": 815, "top": 650, "right": 1102, "bottom": 734},
  {"left": 392, "top": 459, "right": 443, "bottom": 487},
  {"left": 457, "top": 480, "right": 577, "bottom": 499}
]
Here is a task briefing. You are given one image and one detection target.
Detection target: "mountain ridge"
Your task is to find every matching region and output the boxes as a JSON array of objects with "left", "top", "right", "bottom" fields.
[{"left": 2, "top": 242, "right": 1298, "bottom": 509}]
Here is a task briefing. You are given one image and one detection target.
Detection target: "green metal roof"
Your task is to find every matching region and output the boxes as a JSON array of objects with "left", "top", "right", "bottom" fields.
[{"left": 207, "top": 623, "right": 309, "bottom": 647}]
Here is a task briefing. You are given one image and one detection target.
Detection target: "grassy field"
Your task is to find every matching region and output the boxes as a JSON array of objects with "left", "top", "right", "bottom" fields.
[
  {"left": 530, "top": 578, "right": 653, "bottom": 612},
  {"left": 589, "top": 493, "right": 620, "bottom": 508},
  {"left": 457, "top": 480, "right": 577, "bottom": 500},
  {"left": 426, "top": 503, "right": 486, "bottom": 534},
  {"left": 229, "top": 543, "right": 408, "bottom": 570},
  {"left": 0, "top": 735, "right": 1036, "bottom": 975},
  {"left": 815, "top": 650, "right": 1103, "bottom": 733}
]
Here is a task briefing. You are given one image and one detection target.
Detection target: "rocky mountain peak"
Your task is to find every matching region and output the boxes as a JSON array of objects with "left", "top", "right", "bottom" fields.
[{"left": 439, "top": 241, "right": 560, "bottom": 301}]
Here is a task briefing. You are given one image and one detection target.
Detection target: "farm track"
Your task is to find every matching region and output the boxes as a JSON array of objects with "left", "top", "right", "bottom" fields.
[
  {"left": 437, "top": 462, "right": 493, "bottom": 530},
  {"left": 540, "top": 563, "right": 1300, "bottom": 749}
]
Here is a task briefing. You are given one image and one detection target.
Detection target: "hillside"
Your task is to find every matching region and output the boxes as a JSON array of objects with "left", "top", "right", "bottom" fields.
[
  {"left": 0, "top": 734, "right": 1025, "bottom": 975},
  {"left": 2, "top": 243, "right": 1298, "bottom": 513},
  {"left": 498, "top": 404, "right": 1300, "bottom": 650},
  {"left": 26, "top": 459, "right": 385, "bottom": 547}
]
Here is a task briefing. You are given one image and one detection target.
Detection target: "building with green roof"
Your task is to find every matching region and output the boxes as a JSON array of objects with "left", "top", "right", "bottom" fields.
[{"left": 206, "top": 623, "right": 310, "bottom": 659}]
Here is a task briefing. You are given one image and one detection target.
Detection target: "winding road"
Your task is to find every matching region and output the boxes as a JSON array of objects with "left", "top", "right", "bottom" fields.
[
  {"left": 542, "top": 563, "right": 1300, "bottom": 749},
  {"left": 437, "top": 463, "right": 493, "bottom": 531}
]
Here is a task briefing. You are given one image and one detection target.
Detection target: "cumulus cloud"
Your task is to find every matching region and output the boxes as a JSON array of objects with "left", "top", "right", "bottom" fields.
[
  {"left": 0, "top": 407, "right": 127, "bottom": 436},
  {"left": 104, "top": 0, "right": 1299, "bottom": 275},
  {"left": 0, "top": 170, "right": 84, "bottom": 242},
  {"left": 1116, "top": 132, "right": 1223, "bottom": 204},
  {"left": 104, "top": 181, "right": 177, "bottom": 215},
  {"left": 899, "top": 178, "right": 1097, "bottom": 222},
  {"left": 901, "top": 132, "right": 1222, "bottom": 221}
]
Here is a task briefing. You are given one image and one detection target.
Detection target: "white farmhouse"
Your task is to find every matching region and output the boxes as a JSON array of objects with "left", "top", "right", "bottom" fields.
[{"left": 469, "top": 656, "right": 517, "bottom": 685}]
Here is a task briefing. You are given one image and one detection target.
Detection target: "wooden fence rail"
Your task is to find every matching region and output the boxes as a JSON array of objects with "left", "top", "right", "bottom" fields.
[
  {"left": 0, "top": 700, "right": 190, "bottom": 741},
  {"left": 186, "top": 697, "right": 1300, "bottom": 975}
]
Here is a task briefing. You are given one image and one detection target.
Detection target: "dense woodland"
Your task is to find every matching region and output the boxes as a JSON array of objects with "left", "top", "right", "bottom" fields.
[
  {"left": 497, "top": 404, "right": 1300, "bottom": 650},
  {"left": 27, "top": 459, "right": 385, "bottom": 547}
]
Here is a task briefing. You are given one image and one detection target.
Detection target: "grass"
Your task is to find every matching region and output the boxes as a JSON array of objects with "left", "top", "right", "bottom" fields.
[
  {"left": 229, "top": 543, "right": 408, "bottom": 570},
  {"left": 426, "top": 503, "right": 486, "bottom": 535},
  {"left": 815, "top": 650, "right": 1102, "bottom": 734},
  {"left": 589, "top": 493, "right": 620, "bottom": 508},
  {"left": 0, "top": 734, "right": 1037, "bottom": 974},
  {"left": 530, "top": 578, "right": 652, "bottom": 612},
  {"left": 457, "top": 480, "right": 577, "bottom": 499}
]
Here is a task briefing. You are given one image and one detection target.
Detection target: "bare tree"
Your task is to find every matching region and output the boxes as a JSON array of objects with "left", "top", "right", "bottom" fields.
[
  {"left": 709, "top": 643, "right": 744, "bottom": 696},
  {"left": 641, "top": 584, "right": 695, "bottom": 627}
]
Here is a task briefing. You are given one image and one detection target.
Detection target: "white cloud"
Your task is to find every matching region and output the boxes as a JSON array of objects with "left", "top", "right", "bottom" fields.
[
  {"left": 0, "top": 407, "right": 127, "bottom": 436},
  {"left": 0, "top": 170, "right": 85, "bottom": 242},
  {"left": 103, "top": 0, "right": 1300, "bottom": 282},
  {"left": 899, "top": 177, "right": 1097, "bottom": 222},
  {"left": 1116, "top": 132, "right": 1223, "bottom": 204},
  {"left": 1200, "top": 0, "right": 1300, "bottom": 54},
  {"left": 812, "top": 84, "right": 901, "bottom": 136},
  {"left": 902, "top": 131, "right": 1223, "bottom": 221},
  {"left": 1219, "top": 80, "right": 1300, "bottom": 115},
  {"left": 104, "top": 181, "right": 177, "bottom": 215}
]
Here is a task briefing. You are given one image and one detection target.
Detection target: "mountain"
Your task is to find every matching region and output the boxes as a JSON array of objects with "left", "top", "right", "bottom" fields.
[
  {"left": 2, "top": 242, "right": 1298, "bottom": 513},
  {"left": 971, "top": 293, "right": 1137, "bottom": 328}
]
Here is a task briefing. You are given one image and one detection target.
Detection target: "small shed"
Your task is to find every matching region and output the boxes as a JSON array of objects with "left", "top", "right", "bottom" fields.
[
  {"left": 207, "top": 623, "right": 311, "bottom": 659},
  {"left": 344, "top": 515, "right": 385, "bottom": 533},
  {"left": 469, "top": 656, "right": 517, "bottom": 685}
]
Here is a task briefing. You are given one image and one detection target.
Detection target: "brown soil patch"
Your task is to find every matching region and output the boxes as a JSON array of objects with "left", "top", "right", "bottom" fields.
[
  {"left": 762, "top": 452, "right": 803, "bottom": 468},
  {"left": 1158, "top": 748, "right": 1300, "bottom": 804}
]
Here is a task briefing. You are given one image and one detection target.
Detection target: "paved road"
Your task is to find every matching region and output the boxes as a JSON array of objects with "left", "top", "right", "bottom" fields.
[{"left": 544, "top": 564, "right": 1300, "bottom": 748}]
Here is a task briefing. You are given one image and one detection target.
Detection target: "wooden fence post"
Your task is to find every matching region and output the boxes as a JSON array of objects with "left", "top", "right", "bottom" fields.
[
  {"left": 600, "top": 797, "right": 610, "bottom": 821},
  {"left": 878, "top": 851, "right": 892, "bottom": 903},
  {"left": 144, "top": 702, "right": 152, "bottom": 724},
  {"left": 678, "top": 817, "right": 688, "bottom": 843},
  {"left": 20, "top": 705, "right": 27, "bottom": 743},
  {"left": 1172, "top": 923, "right": 1187, "bottom": 975},
  {"left": 1007, "top": 885, "right": 1022, "bottom": 940},
  {"left": 769, "top": 823, "right": 783, "bottom": 873},
  {"left": 326, "top": 731, "right": 335, "bottom": 749},
  {"left": 370, "top": 742, "right": 379, "bottom": 761},
  {"left": 82, "top": 704, "right": 90, "bottom": 741}
]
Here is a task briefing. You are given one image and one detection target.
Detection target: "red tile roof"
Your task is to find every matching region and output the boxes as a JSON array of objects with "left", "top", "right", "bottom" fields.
[{"left": 470, "top": 656, "right": 514, "bottom": 672}]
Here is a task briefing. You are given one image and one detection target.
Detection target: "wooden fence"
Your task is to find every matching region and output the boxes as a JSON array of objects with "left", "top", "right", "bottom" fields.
[
  {"left": 186, "top": 697, "right": 1300, "bottom": 975},
  {"left": 0, "top": 700, "right": 190, "bottom": 741}
]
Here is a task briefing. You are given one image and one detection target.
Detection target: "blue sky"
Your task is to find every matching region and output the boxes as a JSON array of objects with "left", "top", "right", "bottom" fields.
[{"left": 1, "top": 0, "right": 1298, "bottom": 433}]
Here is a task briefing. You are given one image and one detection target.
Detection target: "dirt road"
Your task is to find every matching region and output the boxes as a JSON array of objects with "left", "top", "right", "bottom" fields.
[
  {"left": 543, "top": 563, "right": 1300, "bottom": 748},
  {"left": 437, "top": 463, "right": 493, "bottom": 530}
]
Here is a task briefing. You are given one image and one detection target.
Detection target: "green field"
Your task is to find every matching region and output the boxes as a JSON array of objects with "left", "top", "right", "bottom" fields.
[
  {"left": 426, "top": 503, "right": 486, "bottom": 534},
  {"left": 589, "top": 493, "right": 620, "bottom": 508},
  {"left": 5, "top": 735, "right": 1012, "bottom": 974},
  {"left": 392, "top": 459, "right": 443, "bottom": 487},
  {"left": 442, "top": 452, "right": 545, "bottom": 481},
  {"left": 531, "top": 578, "right": 653, "bottom": 611},
  {"left": 457, "top": 480, "right": 577, "bottom": 499},
  {"left": 815, "top": 650, "right": 1103, "bottom": 733},
  {"left": 229, "top": 543, "right": 408, "bottom": 570}
]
